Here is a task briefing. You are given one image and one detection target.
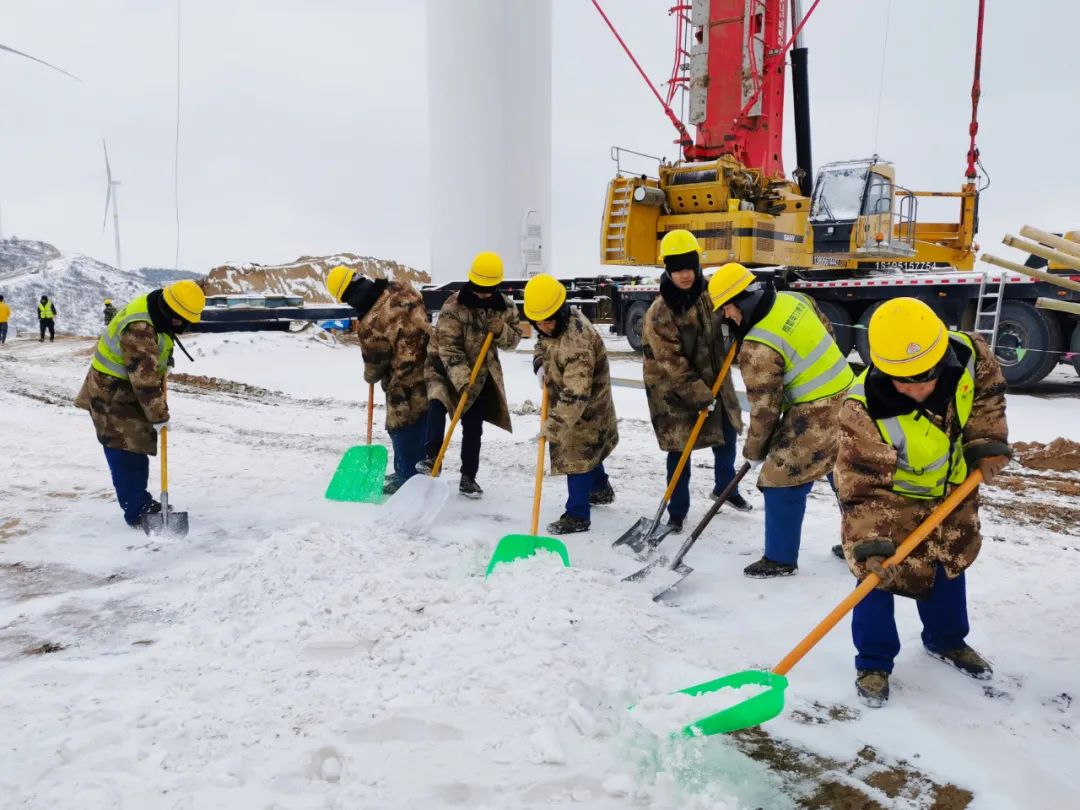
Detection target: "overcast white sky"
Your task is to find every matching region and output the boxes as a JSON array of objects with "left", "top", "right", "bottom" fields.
[{"left": 2, "top": 0, "right": 1078, "bottom": 275}]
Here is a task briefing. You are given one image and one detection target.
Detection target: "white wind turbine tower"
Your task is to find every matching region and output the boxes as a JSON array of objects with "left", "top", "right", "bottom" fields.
[{"left": 102, "top": 140, "right": 122, "bottom": 271}]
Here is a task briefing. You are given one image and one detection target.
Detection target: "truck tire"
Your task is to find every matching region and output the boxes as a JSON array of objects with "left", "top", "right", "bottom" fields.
[
  {"left": 815, "top": 300, "right": 855, "bottom": 358},
  {"left": 625, "top": 301, "right": 650, "bottom": 353},
  {"left": 993, "top": 301, "right": 1063, "bottom": 388},
  {"left": 1069, "top": 321, "right": 1080, "bottom": 377}
]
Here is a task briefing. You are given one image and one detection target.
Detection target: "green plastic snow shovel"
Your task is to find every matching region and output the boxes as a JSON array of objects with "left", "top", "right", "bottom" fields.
[
  {"left": 485, "top": 388, "right": 570, "bottom": 576},
  {"left": 325, "top": 383, "right": 388, "bottom": 503},
  {"left": 658, "top": 470, "right": 985, "bottom": 737},
  {"left": 380, "top": 332, "right": 494, "bottom": 533}
]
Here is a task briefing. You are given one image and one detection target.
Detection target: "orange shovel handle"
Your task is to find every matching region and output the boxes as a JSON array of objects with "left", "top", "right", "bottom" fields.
[
  {"left": 530, "top": 388, "right": 550, "bottom": 535},
  {"left": 431, "top": 331, "right": 495, "bottom": 478},
  {"left": 772, "top": 470, "right": 984, "bottom": 677}
]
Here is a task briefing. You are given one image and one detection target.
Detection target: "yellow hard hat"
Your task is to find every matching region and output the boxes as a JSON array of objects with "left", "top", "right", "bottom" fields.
[
  {"left": 104, "top": 298, "right": 113, "bottom": 305},
  {"left": 468, "top": 251, "right": 504, "bottom": 287},
  {"left": 326, "top": 265, "right": 355, "bottom": 302},
  {"left": 708, "top": 262, "right": 755, "bottom": 310},
  {"left": 163, "top": 279, "right": 206, "bottom": 323},
  {"left": 660, "top": 229, "right": 701, "bottom": 258},
  {"left": 868, "top": 297, "right": 948, "bottom": 377},
  {"left": 523, "top": 273, "right": 567, "bottom": 321}
]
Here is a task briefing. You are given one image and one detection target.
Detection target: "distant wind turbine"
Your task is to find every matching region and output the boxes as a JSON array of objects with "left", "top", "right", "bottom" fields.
[
  {"left": 102, "top": 140, "right": 122, "bottom": 271},
  {"left": 0, "top": 43, "right": 79, "bottom": 81}
]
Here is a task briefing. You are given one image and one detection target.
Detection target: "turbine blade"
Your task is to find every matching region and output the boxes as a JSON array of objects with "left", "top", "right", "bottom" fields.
[
  {"left": 0, "top": 43, "right": 80, "bottom": 81},
  {"left": 103, "top": 185, "right": 111, "bottom": 232},
  {"left": 103, "top": 139, "right": 112, "bottom": 181}
]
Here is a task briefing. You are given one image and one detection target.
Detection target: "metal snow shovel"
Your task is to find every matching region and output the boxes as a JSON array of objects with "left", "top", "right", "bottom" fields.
[
  {"left": 379, "top": 332, "right": 495, "bottom": 533},
  {"left": 143, "top": 378, "right": 189, "bottom": 538},
  {"left": 325, "top": 382, "right": 388, "bottom": 503},
  {"left": 613, "top": 341, "right": 739, "bottom": 557},
  {"left": 658, "top": 470, "right": 984, "bottom": 738},
  {"left": 624, "top": 461, "right": 752, "bottom": 599},
  {"left": 485, "top": 388, "right": 570, "bottom": 576}
]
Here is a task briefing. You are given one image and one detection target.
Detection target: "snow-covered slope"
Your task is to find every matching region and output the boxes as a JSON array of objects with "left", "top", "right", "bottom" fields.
[{"left": 0, "top": 238, "right": 204, "bottom": 337}]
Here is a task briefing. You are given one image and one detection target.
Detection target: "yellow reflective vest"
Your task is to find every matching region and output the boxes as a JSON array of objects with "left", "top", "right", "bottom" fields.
[
  {"left": 847, "top": 332, "right": 976, "bottom": 499},
  {"left": 38, "top": 301, "right": 56, "bottom": 319},
  {"left": 91, "top": 296, "right": 173, "bottom": 380},
  {"left": 743, "top": 291, "right": 854, "bottom": 410}
]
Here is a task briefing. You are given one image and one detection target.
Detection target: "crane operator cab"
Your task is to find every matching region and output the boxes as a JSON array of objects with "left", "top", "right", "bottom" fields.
[{"left": 809, "top": 158, "right": 917, "bottom": 262}]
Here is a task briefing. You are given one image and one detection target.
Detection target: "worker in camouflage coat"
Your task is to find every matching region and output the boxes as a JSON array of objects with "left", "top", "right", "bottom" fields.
[
  {"left": 326, "top": 266, "right": 431, "bottom": 494},
  {"left": 419, "top": 251, "right": 524, "bottom": 498},
  {"left": 709, "top": 262, "right": 854, "bottom": 578},
  {"left": 74, "top": 280, "right": 206, "bottom": 528},
  {"left": 525, "top": 274, "right": 618, "bottom": 534},
  {"left": 642, "top": 230, "right": 747, "bottom": 534},
  {"left": 835, "top": 297, "right": 1009, "bottom": 707}
]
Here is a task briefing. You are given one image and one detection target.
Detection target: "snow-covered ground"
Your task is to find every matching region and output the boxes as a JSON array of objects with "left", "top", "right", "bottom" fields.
[{"left": 1, "top": 331, "right": 1078, "bottom": 809}]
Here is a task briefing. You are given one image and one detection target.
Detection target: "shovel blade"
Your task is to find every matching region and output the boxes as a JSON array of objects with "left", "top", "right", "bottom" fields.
[
  {"left": 676, "top": 669, "right": 788, "bottom": 737},
  {"left": 485, "top": 533, "right": 570, "bottom": 577},
  {"left": 141, "top": 509, "right": 189, "bottom": 538},
  {"left": 325, "top": 444, "right": 389, "bottom": 503},
  {"left": 622, "top": 557, "right": 693, "bottom": 599},
  {"left": 377, "top": 474, "right": 449, "bottom": 533},
  {"left": 612, "top": 517, "right": 673, "bottom": 557}
]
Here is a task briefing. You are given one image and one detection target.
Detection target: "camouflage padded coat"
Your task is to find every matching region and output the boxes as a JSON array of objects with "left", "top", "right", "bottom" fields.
[
  {"left": 74, "top": 321, "right": 169, "bottom": 456},
  {"left": 425, "top": 289, "right": 524, "bottom": 433},
  {"left": 357, "top": 282, "right": 431, "bottom": 431},
  {"left": 533, "top": 308, "right": 619, "bottom": 476},
  {"left": 642, "top": 289, "right": 743, "bottom": 453},
  {"left": 835, "top": 333, "right": 1008, "bottom": 597},
  {"left": 739, "top": 294, "right": 846, "bottom": 488}
]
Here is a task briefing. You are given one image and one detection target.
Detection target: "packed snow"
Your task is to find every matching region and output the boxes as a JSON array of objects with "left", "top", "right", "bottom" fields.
[
  {"left": 1, "top": 330, "right": 1078, "bottom": 808},
  {"left": 628, "top": 684, "right": 772, "bottom": 737}
]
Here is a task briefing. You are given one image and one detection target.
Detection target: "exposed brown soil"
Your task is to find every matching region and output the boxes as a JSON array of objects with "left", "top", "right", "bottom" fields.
[
  {"left": 732, "top": 728, "right": 974, "bottom": 808},
  {"left": 24, "top": 641, "right": 66, "bottom": 655},
  {"left": 0, "top": 518, "right": 24, "bottom": 543},
  {"left": 1013, "top": 438, "right": 1080, "bottom": 473},
  {"left": 169, "top": 372, "right": 279, "bottom": 401},
  {"left": 987, "top": 466, "right": 1080, "bottom": 535}
]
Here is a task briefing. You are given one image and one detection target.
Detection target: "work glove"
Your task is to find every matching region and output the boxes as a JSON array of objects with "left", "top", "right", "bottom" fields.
[
  {"left": 487, "top": 315, "right": 505, "bottom": 337},
  {"left": 152, "top": 420, "right": 170, "bottom": 434},
  {"left": 978, "top": 454, "right": 1009, "bottom": 484},
  {"left": 705, "top": 398, "right": 717, "bottom": 413},
  {"left": 864, "top": 556, "right": 900, "bottom": 587},
  {"left": 535, "top": 365, "right": 545, "bottom": 388}
]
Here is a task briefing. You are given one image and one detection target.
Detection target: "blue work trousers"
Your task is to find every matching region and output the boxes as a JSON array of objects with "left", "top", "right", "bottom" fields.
[
  {"left": 389, "top": 415, "right": 427, "bottom": 483},
  {"left": 0, "top": 323, "right": 8, "bottom": 343},
  {"left": 852, "top": 565, "right": 970, "bottom": 673},
  {"left": 565, "top": 463, "right": 610, "bottom": 520},
  {"left": 424, "top": 379, "right": 491, "bottom": 478},
  {"left": 762, "top": 473, "right": 836, "bottom": 566},
  {"left": 665, "top": 409, "right": 740, "bottom": 520},
  {"left": 103, "top": 446, "right": 152, "bottom": 526}
]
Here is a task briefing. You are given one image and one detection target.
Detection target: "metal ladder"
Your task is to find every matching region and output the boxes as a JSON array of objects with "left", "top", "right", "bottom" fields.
[
  {"left": 604, "top": 177, "right": 634, "bottom": 261},
  {"left": 974, "top": 270, "right": 1007, "bottom": 352}
]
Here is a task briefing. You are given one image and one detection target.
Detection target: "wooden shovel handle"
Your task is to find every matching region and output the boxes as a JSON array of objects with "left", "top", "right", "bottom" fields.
[
  {"left": 661, "top": 341, "right": 739, "bottom": 505},
  {"left": 366, "top": 382, "right": 375, "bottom": 445},
  {"left": 431, "top": 331, "right": 495, "bottom": 478},
  {"left": 772, "top": 470, "right": 984, "bottom": 677},
  {"left": 530, "top": 388, "right": 550, "bottom": 535}
]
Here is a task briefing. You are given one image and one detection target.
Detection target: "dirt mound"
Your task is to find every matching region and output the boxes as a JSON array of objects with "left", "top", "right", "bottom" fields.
[
  {"left": 1012, "top": 439, "right": 1080, "bottom": 473},
  {"left": 169, "top": 373, "right": 279, "bottom": 401},
  {"left": 203, "top": 253, "right": 429, "bottom": 302}
]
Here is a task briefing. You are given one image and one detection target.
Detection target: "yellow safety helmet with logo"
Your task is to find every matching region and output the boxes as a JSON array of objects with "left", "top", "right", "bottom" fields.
[
  {"left": 868, "top": 297, "right": 948, "bottom": 377},
  {"left": 659, "top": 229, "right": 700, "bottom": 259},
  {"left": 468, "top": 251, "right": 504, "bottom": 287},
  {"left": 523, "top": 273, "right": 567, "bottom": 321},
  {"left": 708, "top": 262, "right": 755, "bottom": 310},
  {"left": 163, "top": 279, "right": 206, "bottom": 323},
  {"left": 326, "top": 265, "right": 355, "bottom": 303}
]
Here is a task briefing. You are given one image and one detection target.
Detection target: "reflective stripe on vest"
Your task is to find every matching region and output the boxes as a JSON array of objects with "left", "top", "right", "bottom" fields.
[
  {"left": 91, "top": 295, "right": 173, "bottom": 380},
  {"left": 846, "top": 332, "right": 977, "bottom": 499},
  {"left": 744, "top": 292, "right": 854, "bottom": 409}
]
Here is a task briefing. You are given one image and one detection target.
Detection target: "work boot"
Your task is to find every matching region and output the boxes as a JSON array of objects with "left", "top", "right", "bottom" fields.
[
  {"left": 383, "top": 475, "right": 403, "bottom": 495},
  {"left": 832, "top": 544, "right": 845, "bottom": 560},
  {"left": 590, "top": 482, "right": 615, "bottom": 505},
  {"left": 547, "top": 513, "right": 591, "bottom": 535},
  {"left": 743, "top": 557, "right": 798, "bottom": 578},
  {"left": 414, "top": 456, "right": 436, "bottom": 475},
  {"left": 713, "top": 489, "right": 753, "bottom": 512},
  {"left": 856, "top": 669, "right": 890, "bottom": 707},
  {"left": 666, "top": 516, "right": 684, "bottom": 534},
  {"left": 459, "top": 475, "right": 484, "bottom": 499},
  {"left": 926, "top": 644, "right": 993, "bottom": 680}
]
